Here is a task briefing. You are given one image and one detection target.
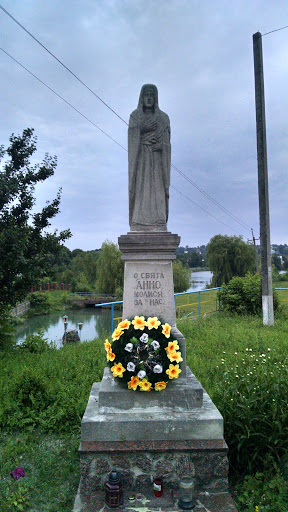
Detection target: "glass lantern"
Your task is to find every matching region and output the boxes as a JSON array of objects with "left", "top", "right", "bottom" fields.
[
  {"left": 178, "top": 477, "right": 195, "bottom": 510},
  {"left": 105, "top": 470, "right": 123, "bottom": 508}
]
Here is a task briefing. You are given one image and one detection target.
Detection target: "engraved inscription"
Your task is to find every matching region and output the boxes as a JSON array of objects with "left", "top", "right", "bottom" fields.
[{"left": 133, "top": 272, "right": 165, "bottom": 306}]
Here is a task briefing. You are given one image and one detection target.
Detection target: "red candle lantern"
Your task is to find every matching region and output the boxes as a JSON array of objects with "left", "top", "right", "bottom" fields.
[
  {"left": 153, "top": 477, "right": 163, "bottom": 497},
  {"left": 105, "top": 471, "right": 123, "bottom": 508}
]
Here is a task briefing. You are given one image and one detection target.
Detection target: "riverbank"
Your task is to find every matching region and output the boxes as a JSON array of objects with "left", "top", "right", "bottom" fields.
[{"left": 1, "top": 312, "right": 288, "bottom": 510}]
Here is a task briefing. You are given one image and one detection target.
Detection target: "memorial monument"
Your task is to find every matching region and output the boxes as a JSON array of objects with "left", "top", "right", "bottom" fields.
[{"left": 73, "top": 85, "right": 236, "bottom": 512}]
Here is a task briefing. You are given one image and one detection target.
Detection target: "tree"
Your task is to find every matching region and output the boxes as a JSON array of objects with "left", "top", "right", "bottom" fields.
[
  {"left": 96, "top": 241, "right": 124, "bottom": 295},
  {"left": 272, "top": 254, "right": 282, "bottom": 271},
  {"left": 0, "top": 128, "right": 71, "bottom": 313},
  {"left": 172, "top": 260, "right": 191, "bottom": 293},
  {"left": 207, "top": 235, "right": 255, "bottom": 287}
]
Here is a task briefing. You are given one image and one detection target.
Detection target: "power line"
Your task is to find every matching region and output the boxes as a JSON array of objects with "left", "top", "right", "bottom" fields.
[
  {"left": 171, "top": 185, "right": 247, "bottom": 238},
  {"left": 262, "top": 24, "right": 288, "bottom": 36},
  {"left": 171, "top": 163, "right": 252, "bottom": 232},
  {"left": 0, "top": 4, "right": 256, "bottom": 235},
  {"left": 0, "top": 3, "right": 129, "bottom": 126},
  {"left": 0, "top": 48, "right": 127, "bottom": 152}
]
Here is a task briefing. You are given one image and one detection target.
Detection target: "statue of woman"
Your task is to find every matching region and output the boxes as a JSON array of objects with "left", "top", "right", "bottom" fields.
[{"left": 128, "top": 84, "right": 171, "bottom": 232}]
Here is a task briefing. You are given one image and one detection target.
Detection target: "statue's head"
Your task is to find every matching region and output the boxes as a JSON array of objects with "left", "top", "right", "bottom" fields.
[{"left": 138, "top": 84, "right": 158, "bottom": 111}]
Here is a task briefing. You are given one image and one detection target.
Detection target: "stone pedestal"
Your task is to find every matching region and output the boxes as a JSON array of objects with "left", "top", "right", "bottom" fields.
[{"left": 118, "top": 232, "right": 180, "bottom": 327}]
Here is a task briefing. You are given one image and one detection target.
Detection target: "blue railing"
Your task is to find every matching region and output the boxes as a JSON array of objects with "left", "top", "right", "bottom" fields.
[{"left": 95, "top": 288, "right": 222, "bottom": 333}]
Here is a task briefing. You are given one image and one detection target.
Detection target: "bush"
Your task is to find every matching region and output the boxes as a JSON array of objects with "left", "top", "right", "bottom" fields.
[
  {"left": 27, "top": 292, "right": 51, "bottom": 315},
  {"left": 0, "top": 308, "right": 15, "bottom": 351},
  {"left": 236, "top": 459, "right": 288, "bottom": 511},
  {"left": 218, "top": 273, "right": 279, "bottom": 315},
  {"left": 19, "top": 330, "right": 53, "bottom": 353},
  {"left": 172, "top": 260, "right": 190, "bottom": 292}
]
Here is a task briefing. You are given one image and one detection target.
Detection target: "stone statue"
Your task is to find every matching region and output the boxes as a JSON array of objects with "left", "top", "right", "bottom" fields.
[{"left": 128, "top": 84, "right": 171, "bottom": 232}]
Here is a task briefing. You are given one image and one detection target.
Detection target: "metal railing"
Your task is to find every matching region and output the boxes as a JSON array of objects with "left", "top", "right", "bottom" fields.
[{"left": 95, "top": 288, "right": 222, "bottom": 333}]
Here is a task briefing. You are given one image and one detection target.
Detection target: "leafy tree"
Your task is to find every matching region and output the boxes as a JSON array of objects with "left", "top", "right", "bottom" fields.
[
  {"left": 96, "top": 241, "right": 124, "bottom": 295},
  {"left": 207, "top": 235, "right": 255, "bottom": 287},
  {"left": 272, "top": 254, "right": 282, "bottom": 271},
  {"left": 172, "top": 260, "right": 191, "bottom": 293},
  {"left": 0, "top": 128, "right": 71, "bottom": 315}
]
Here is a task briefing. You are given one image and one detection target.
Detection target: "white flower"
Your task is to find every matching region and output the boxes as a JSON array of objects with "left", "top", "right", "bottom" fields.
[
  {"left": 125, "top": 343, "right": 133, "bottom": 352},
  {"left": 139, "top": 333, "right": 148, "bottom": 343},
  {"left": 151, "top": 340, "right": 160, "bottom": 350},
  {"left": 153, "top": 364, "right": 163, "bottom": 374},
  {"left": 137, "top": 370, "right": 146, "bottom": 379},
  {"left": 127, "top": 362, "right": 135, "bottom": 372}
]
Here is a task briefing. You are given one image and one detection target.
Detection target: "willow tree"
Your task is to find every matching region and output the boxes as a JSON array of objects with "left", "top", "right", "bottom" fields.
[{"left": 207, "top": 235, "right": 255, "bottom": 287}]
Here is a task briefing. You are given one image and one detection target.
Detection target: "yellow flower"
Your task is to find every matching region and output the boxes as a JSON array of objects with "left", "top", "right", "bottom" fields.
[
  {"left": 165, "top": 340, "right": 179, "bottom": 354},
  {"left": 118, "top": 319, "right": 131, "bottom": 330},
  {"left": 139, "top": 379, "right": 152, "bottom": 392},
  {"left": 168, "top": 351, "right": 183, "bottom": 363},
  {"left": 132, "top": 316, "right": 147, "bottom": 330},
  {"left": 111, "top": 363, "right": 126, "bottom": 378},
  {"left": 162, "top": 323, "right": 172, "bottom": 338},
  {"left": 104, "top": 340, "right": 111, "bottom": 352},
  {"left": 154, "top": 381, "right": 167, "bottom": 392},
  {"left": 128, "top": 376, "right": 140, "bottom": 391},
  {"left": 147, "top": 317, "right": 161, "bottom": 330},
  {"left": 112, "top": 328, "right": 123, "bottom": 341},
  {"left": 107, "top": 351, "right": 116, "bottom": 362},
  {"left": 166, "top": 364, "right": 182, "bottom": 379}
]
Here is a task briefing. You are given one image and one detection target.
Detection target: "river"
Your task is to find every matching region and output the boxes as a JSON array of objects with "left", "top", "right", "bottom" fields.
[{"left": 15, "top": 270, "right": 212, "bottom": 347}]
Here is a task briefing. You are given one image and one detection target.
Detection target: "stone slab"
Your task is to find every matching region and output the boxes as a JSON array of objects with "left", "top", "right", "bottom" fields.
[
  {"left": 121, "top": 259, "right": 177, "bottom": 326},
  {"left": 73, "top": 486, "right": 237, "bottom": 512},
  {"left": 118, "top": 232, "right": 181, "bottom": 257},
  {"left": 98, "top": 367, "right": 203, "bottom": 411},
  {"left": 81, "top": 383, "right": 223, "bottom": 443}
]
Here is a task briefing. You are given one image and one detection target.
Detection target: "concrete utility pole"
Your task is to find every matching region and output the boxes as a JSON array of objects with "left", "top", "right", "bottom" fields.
[{"left": 253, "top": 31, "right": 274, "bottom": 326}]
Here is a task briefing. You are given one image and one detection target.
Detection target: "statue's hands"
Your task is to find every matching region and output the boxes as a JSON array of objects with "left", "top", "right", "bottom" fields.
[{"left": 151, "top": 142, "right": 162, "bottom": 152}]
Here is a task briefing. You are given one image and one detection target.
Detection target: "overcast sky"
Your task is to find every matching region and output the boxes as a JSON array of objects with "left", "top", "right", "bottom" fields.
[{"left": 1, "top": 0, "right": 287, "bottom": 251}]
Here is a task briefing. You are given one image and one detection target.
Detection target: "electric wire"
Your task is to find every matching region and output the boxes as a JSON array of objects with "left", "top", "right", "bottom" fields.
[
  {"left": 0, "top": 48, "right": 127, "bottom": 152},
  {"left": 262, "top": 24, "right": 288, "bottom": 36},
  {"left": 170, "top": 185, "right": 248, "bottom": 238},
  {"left": 0, "top": 4, "right": 129, "bottom": 127},
  {"left": 0, "top": 4, "right": 256, "bottom": 235}
]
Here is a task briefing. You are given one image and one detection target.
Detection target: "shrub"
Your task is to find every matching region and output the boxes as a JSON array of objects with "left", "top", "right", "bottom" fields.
[
  {"left": 27, "top": 292, "right": 51, "bottom": 315},
  {"left": 218, "top": 273, "right": 279, "bottom": 315},
  {"left": 19, "top": 330, "right": 53, "bottom": 353},
  {"left": 0, "top": 307, "right": 15, "bottom": 351}
]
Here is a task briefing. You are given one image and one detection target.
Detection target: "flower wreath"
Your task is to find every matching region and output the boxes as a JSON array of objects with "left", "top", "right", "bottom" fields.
[{"left": 104, "top": 316, "right": 182, "bottom": 392}]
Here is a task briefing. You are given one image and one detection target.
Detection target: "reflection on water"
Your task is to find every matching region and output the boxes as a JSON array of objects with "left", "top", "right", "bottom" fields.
[
  {"left": 15, "top": 307, "right": 112, "bottom": 348},
  {"left": 188, "top": 270, "right": 213, "bottom": 292}
]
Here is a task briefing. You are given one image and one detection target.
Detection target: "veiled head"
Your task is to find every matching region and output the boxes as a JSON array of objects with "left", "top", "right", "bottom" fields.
[{"left": 138, "top": 84, "right": 159, "bottom": 111}]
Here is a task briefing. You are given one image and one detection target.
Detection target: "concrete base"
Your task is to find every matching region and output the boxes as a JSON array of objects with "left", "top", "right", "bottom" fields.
[{"left": 72, "top": 366, "right": 237, "bottom": 511}]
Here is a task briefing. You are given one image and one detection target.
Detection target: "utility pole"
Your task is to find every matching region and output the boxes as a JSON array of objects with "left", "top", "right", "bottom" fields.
[{"left": 253, "top": 31, "right": 274, "bottom": 326}]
